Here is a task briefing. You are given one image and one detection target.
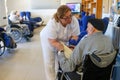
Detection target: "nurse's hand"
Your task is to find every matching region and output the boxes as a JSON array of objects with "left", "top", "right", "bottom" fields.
[
  {"left": 58, "top": 43, "right": 64, "bottom": 51},
  {"left": 68, "top": 45, "right": 75, "bottom": 51},
  {"left": 48, "top": 38, "right": 64, "bottom": 51},
  {"left": 70, "top": 36, "right": 78, "bottom": 41}
]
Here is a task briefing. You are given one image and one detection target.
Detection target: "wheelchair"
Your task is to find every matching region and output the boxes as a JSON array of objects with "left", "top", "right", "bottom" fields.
[
  {"left": 57, "top": 50, "right": 117, "bottom": 80},
  {"left": 6, "top": 17, "right": 33, "bottom": 43},
  {"left": 0, "top": 28, "right": 17, "bottom": 56},
  {"left": 0, "top": 37, "right": 5, "bottom": 56}
]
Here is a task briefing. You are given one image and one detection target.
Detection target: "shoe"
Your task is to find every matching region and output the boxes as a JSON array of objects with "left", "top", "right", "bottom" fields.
[
  {"left": 26, "top": 36, "right": 30, "bottom": 41},
  {"left": 28, "top": 33, "right": 33, "bottom": 37},
  {"left": 12, "top": 43, "right": 17, "bottom": 48}
]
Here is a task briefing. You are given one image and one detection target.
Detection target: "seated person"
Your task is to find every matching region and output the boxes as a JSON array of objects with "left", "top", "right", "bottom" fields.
[
  {"left": 0, "top": 27, "right": 17, "bottom": 48},
  {"left": 9, "top": 10, "right": 34, "bottom": 32},
  {"left": 20, "top": 11, "right": 43, "bottom": 28},
  {"left": 57, "top": 18, "right": 114, "bottom": 72}
]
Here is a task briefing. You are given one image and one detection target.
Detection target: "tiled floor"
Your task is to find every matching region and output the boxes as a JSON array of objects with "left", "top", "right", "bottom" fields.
[{"left": 0, "top": 26, "right": 46, "bottom": 80}]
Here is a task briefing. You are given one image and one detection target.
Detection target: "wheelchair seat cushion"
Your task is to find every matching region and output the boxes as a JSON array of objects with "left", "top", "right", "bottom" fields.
[{"left": 2, "top": 33, "right": 17, "bottom": 48}]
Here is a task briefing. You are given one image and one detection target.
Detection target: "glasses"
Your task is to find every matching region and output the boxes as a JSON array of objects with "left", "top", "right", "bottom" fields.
[{"left": 61, "top": 14, "right": 72, "bottom": 20}]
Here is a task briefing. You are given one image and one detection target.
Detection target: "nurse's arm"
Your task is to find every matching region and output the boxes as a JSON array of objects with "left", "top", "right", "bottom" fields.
[
  {"left": 48, "top": 38, "right": 64, "bottom": 51},
  {"left": 70, "top": 35, "right": 78, "bottom": 41}
]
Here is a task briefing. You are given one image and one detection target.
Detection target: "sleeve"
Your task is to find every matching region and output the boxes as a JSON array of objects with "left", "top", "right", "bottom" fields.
[
  {"left": 46, "top": 19, "right": 58, "bottom": 39},
  {"left": 10, "top": 15, "right": 20, "bottom": 23},
  {"left": 58, "top": 39, "right": 85, "bottom": 72},
  {"left": 71, "top": 16, "right": 80, "bottom": 36}
]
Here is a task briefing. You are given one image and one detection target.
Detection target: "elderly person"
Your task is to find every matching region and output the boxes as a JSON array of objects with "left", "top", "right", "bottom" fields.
[
  {"left": 40, "top": 5, "right": 80, "bottom": 80},
  {"left": 58, "top": 18, "right": 114, "bottom": 73},
  {"left": 9, "top": 11, "right": 22, "bottom": 23},
  {"left": 9, "top": 10, "right": 34, "bottom": 32}
]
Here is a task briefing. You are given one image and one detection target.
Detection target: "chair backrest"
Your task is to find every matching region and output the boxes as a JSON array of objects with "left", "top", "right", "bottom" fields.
[
  {"left": 81, "top": 11, "right": 86, "bottom": 17},
  {"left": 20, "top": 11, "right": 26, "bottom": 18},
  {"left": 25, "top": 11, "right": 31, "bottom": 20},
  {"left": 82, "top": 50, "right": 117, "bottom": 80},
  {"left": 102, "top": 17, "right": 109, "bottom": 34},
  {"left": 77, "top": 15, "right": 95, "bottom": 44},
  {"left": 90, "top": 14, "right": 95, "bottom": 18},
  {"left": 80, "top": 15, "right": 88, "bottom": 32},
  {"left": 80, "top": 15, "right": 95, "bottom": 32},
  {"left": 7, "top": 15, "right": 22, "bottom": 29},
  {"left": 8, "top": 15, "right": 13, "bottom": 25}
]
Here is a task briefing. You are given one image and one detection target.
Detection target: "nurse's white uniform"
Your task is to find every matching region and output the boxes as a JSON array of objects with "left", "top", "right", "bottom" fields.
[{"left": 40, "top": 16, "right": 80, "bottom": 80}]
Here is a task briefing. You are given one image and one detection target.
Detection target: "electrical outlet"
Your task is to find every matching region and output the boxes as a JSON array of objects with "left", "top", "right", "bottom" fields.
[{"left": 3, "top": 16, "right": 7, "bottom": 19}]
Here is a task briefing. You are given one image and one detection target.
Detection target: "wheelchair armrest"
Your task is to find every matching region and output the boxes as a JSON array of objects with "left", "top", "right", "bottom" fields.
[{"left": 0, "top": 31, "right": 6, "bottom": 35}]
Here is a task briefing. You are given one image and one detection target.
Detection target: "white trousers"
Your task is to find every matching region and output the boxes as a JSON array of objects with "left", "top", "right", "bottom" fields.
[
  {"left": 40, "top": 32, "right": 58, "bottom": 80},
  {"left": 43, "top": 51, "right": 58, "bottom": 80}
]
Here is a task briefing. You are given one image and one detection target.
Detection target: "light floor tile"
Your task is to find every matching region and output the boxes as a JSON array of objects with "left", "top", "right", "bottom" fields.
[{"left": 0, "top": 26, "right": 46, "bottom": 80}]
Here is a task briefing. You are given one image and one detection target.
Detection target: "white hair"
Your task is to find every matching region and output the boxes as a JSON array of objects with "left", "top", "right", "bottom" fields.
[{"left": 10, "top": 10, "right": 17, "bottom": 16}]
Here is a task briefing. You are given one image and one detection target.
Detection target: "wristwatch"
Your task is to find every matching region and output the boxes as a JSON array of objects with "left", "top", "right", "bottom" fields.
[{"left": 58, "top": 49, "right": 64, "bottom": 55}]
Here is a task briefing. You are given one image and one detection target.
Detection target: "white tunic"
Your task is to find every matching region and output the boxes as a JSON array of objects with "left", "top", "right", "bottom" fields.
[{"left": 40, "top": 16, "right": 80, "bottom": 80}]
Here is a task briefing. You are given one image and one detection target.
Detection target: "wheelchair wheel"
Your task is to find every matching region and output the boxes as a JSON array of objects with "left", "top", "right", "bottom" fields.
[
  {"left": 10, "top": 28, "right": 23, "bottom": 43},
  {"left": 0, "top": 37, "right": 5, "bottom": 56}
]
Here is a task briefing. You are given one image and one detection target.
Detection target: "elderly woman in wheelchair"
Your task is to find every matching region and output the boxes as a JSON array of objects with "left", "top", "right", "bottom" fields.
[
  {"left": 57, "top": 19, "right": 116, "bottom": 80},
  {"left": 7, "top": 10, "right": 34, "bottom": 42},
  {"left": 0, "top": 27, "right": 17, "bottom": 56}
]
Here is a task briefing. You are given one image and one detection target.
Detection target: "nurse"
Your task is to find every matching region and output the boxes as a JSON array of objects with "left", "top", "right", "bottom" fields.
[{"left": 40, "top": 5, "right": 80, "bottom": 80}]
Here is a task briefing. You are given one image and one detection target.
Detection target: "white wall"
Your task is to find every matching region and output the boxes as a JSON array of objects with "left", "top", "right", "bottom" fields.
[
  {"left": 30, "top": 0, "right": 60, "bottom": 9},
  {"left": 7, "top": 0, "right": 30, "bottom": 13},
  {"left": 0, "top": 0, "right": 7, "bottom": 26},
  {"left": 6, "top": 0, "right": 56, "bottom": 24},
  {"left": 29, "top": 9, "right": 57, "bottom": 24},
  {"left": 66, "top": 0, "right": 81, "bottom": 3},
  {"left": 6, "top": 0, "right": 81, "bottom": 24},
  {"left": 61, "top": 0, "right": 81, "bottom": 4}
]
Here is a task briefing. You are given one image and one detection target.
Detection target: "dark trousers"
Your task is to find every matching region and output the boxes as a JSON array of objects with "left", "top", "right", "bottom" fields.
[{"left": 21, "top": 21, "right": 34, "bottom": 32}]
